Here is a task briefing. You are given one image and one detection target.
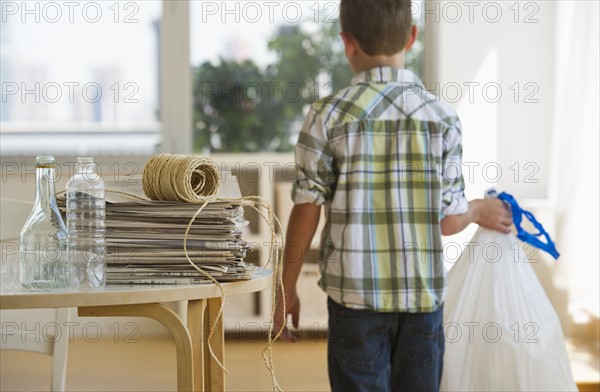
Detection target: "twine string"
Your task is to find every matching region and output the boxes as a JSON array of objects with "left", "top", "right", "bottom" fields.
[
  {"left": 142, "top": 154, "right": 285, "bottom": 391},
  {"left": 142, "top": 153, "right": 221, "bottom": 203}
]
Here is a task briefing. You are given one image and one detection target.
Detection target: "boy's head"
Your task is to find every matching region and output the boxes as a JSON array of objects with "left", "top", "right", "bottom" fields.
[{"left": 339, "top": 0, "right": 414, "bottom": 57}]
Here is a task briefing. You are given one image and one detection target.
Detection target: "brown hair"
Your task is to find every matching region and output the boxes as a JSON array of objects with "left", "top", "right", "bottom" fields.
[{"left": 340, "top": 0, "right": 413, "bottom": 56}]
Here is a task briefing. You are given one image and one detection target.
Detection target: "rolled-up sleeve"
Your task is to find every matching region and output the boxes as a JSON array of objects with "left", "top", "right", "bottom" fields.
[
  {"left": 441, "top": 121, "right": 468, "bottom": 216},
  {"left": 291, "top": 107, "right": 337, "bottom": 205}
]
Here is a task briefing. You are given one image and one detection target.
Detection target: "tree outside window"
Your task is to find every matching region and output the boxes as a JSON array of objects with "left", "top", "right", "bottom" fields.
[{"left": 192, "top": 7, "right": 425, "bottom": 153}]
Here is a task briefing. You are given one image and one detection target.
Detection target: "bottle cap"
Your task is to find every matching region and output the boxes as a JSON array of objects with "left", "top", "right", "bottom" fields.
[
  {"left": 76, "top": 157, "right": 94, "bottom": 164},
  {"left": 35, "top": 155, "right": 56, "bottom": 166}
]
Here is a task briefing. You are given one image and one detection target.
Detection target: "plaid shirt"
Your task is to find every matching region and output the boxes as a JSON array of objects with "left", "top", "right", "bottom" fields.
[{"left": 292, "top": 67, "right": 468, "bottom": 312}]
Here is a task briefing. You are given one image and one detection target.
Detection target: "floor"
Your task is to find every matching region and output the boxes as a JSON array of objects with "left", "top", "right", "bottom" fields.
[
  {"left": 1, "top": 335, "right": 598, "bottom": 391},
  {"left": 0, "top": 336, "right": 329, "bottom": 392}
]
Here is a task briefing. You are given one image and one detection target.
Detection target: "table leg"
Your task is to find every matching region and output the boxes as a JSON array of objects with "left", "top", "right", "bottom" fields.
[
  {"left": 204, "top": 297, "right": 225, "bottom": 392},
  {"left": 78, "top": 303, "right": 195, "bottom": 392},
  {"left": 187, "top": 299, "right": 206, "bottom": 392}
]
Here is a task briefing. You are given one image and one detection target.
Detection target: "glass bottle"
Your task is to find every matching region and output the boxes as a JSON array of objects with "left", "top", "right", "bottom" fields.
[
  {"left": 66, "top": 157, "right": 106, "bottom": 288},
  {"left": 19, "top": 155, "right": 68, "bottom": 289}
]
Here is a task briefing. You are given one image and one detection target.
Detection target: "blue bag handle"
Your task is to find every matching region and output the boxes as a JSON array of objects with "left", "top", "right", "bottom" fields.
[{"left": 496, "top": 191, "right": 560, "bottom": 259}]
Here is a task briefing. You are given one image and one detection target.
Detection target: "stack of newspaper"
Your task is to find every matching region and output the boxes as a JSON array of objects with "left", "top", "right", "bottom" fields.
[
  {"left": 59, "top": 175, "right": 253, "bottom": 285},
  {"left": 104, "top": 199, "right": 251, "bottom": 284}
]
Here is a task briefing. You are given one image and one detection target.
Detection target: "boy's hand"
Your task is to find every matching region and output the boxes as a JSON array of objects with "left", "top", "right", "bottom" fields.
[
  {"left": 441, "top": 198, "right": 513, "bottom": 236},
  {"left": 273, "top": 289, "right": 300, "bottom": 343},
  {"left": 273, "top": 203, "right": 321, "bottom": 342},
  {"left": 474, "top": 198, "right": 513, "bottom": 233}
]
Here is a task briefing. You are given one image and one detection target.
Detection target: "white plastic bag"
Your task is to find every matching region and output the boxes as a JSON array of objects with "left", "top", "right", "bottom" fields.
[{"left": 441, "top": 228, "right": 577, "bottom": 391}]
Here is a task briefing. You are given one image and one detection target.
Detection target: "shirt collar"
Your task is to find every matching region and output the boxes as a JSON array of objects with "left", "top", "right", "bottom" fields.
[{"left": 351, "top": 66, "right": 424, "bottom": 87}]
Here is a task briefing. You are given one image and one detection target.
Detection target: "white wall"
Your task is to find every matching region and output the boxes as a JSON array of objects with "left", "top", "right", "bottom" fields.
[
  {"left": 427, "top": 0, "right": 555, "bottom": 201},
  {"left": 429, "top": 1, "right": 557, "bottom": 247}
]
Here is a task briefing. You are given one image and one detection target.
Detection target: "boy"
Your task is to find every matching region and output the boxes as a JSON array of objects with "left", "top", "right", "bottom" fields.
[{"left": 274, "top": 1, "right": 512, "bottom": 391}]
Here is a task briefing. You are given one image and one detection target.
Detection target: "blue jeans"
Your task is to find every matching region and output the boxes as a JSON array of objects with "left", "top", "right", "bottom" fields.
[{"left": 327, "top": 297, "right": 444, "bottom": 392}]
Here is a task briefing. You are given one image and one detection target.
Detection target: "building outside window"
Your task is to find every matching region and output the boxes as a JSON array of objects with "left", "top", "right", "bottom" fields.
[{"left": 0, "top": 0, "right": 162, "bottom": 156}]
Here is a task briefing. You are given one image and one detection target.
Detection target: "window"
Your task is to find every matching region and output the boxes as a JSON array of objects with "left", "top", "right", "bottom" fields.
[
  {"left": 190, "top": 1, "right": 425, "bottom": 153},
  {"left": 0, "top": 0, "right": 161, "bottom": 156},
  {"left": 1, "top": 1, "right": 426, "bottom": 156}
]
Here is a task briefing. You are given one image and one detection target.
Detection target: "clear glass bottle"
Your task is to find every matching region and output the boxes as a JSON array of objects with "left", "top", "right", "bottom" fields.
[
  {"left": 20, "top": 155, "right": 68, "bottom": 289},
  {"left": 66, "top": 157, "right": 106, "bottom": 288}
]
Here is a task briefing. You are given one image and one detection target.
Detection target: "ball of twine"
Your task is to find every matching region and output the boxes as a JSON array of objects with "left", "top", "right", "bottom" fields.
[
  {"left": 140, "top": 153, "right": 284, "bottom": 390},
  {"left": 142, "top": 153, "right": 221, "bottom": 202}
]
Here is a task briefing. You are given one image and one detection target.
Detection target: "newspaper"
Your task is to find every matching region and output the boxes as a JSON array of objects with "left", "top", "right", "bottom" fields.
[{"left": 58, "top": 173, "right": 254, "bottom": 285}]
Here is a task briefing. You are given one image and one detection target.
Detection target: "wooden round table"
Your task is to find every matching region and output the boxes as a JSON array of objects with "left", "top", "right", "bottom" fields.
[{"left": 0, "top": 268, "right": 273, "bottom": 392}]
